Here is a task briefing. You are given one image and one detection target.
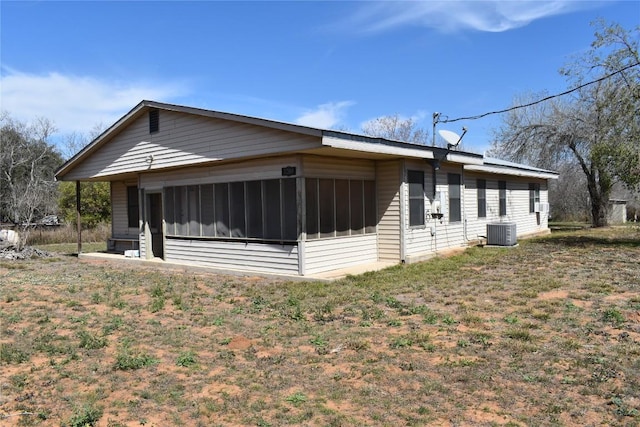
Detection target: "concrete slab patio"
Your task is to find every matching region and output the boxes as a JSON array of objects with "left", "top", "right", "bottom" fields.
[{"left": 78, "top": 252, "right": 397, "bottom": 282}]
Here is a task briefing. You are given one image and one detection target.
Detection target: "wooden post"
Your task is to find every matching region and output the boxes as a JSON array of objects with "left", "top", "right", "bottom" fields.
[{"left": 76, "top": 181, "right": 82, "bottom": 254}]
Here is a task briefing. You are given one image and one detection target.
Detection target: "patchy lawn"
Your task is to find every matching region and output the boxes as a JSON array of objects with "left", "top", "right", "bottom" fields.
[{"left": 1, "top": 226, "right": 639, "bottom": 426}]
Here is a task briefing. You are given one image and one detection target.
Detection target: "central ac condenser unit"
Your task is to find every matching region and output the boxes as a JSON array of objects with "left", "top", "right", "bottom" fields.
[{"left": 487, "top": 222, "right": 517, "bottom": 246}]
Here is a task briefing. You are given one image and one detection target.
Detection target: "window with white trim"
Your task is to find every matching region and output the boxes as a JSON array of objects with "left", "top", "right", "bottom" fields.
[
  {"left": 477, "top": 179, "right": 486, "bottom": 218},
  {"left": 127, "top": 186, "right": 139, "bottom": 228},
  {"left": 529, "top": 183, "right": 540, "bottom": 213},
  {"left": 448, "top": 173, "right": 461, "bottom": 222},
  {"left": 408, "top": 170, "right": 425, "bottom": 227},
  {"left": 499, "top": 181, "right": 507, "bottom": 216}
]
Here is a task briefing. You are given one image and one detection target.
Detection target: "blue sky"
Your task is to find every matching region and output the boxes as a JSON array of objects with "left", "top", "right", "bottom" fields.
[{"left": 1, "top": 1, "right": 639, "bottom": 154}]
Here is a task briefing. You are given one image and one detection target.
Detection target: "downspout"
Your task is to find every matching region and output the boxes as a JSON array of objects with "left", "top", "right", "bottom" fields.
[
  {"left": 428, "top": 159, "right": 440, "bottom": 254},
  {"left": 462, "top": 165, "right": 471, "bottom": 242},
  {"left": 399, "top": 161, "right": 406, "bottom": 262}
]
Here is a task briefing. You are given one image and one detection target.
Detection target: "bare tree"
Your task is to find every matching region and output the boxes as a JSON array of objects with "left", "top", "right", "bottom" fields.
[
  {"left": 59, "top": 122, "right": 106, "bottom": 161},
  {"left": 0, "top": 113, "right": 63, "bottom": 246},
  {"left": 361, "top": 113, "right": 429, "bottom": 145},
  {"left": 490, "top": 21, "right": 639, "bottom": 226}
]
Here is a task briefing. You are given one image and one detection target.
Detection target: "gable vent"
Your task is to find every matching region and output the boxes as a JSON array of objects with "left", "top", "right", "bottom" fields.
[{"left": 149, "top": 108, "right": 159, "bottom": 133}]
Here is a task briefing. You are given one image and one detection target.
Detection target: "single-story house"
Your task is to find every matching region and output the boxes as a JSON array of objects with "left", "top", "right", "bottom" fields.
[{"left": 55, "top": 100, "right": 558, "bottom": 277}]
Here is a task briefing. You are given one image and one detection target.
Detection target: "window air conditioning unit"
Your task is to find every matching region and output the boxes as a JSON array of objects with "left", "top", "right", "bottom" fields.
[
  {"left": 487, "top": 222, "right": 517, "bottom": 246},
  {"left": 534, "top": 202, "right": 549, "bottom": 213}
]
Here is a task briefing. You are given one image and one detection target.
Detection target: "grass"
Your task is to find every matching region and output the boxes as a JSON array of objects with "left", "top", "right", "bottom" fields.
[
  {"left": 1, "top": 225, "right": 639, "bottom": 426},
  {"left": 25, "top": 223, "right": 111, "bottom": 246}
]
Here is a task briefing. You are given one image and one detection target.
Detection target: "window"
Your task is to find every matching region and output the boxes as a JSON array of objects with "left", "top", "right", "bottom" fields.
[
  {"left": 448, "top": 173, "right": 461, "bottom": 222},
  {"left": 305, "top": 178, "right": 376, "bottom": 239},
  {"left": 364, "top": 181, "right": 376, "bottom": 234},
  {"left": 408, "top": 170, "right": 425, "bottom": 227},
  {"left": 246, "top": 180, "right": 262, "bottom": 238},
  {"left": 149, "top": 108, "right": 159, "bottom": 133},
  {"left": 349, "top": 180, "right": 364, "bottom": 235},
  {"left": 164, "top": 187, "right": 174, "bottom": 234},
  {"left": 175, "top": 186, "right": 188, "bottom": 236},
  {"left": 164, "top": 178, "right": 297, "bottom": 241},
  {"left": 529, "top": 183, "right": 540, "bottom": 213},
  {"left": 319, "top": 179, "right": 335, "bottom": 238},
  {"left": 127, "top": 186, "right": 139, "bottom": 228},
  {"left": 264, "top": 179, "right": 281, "bottom": 240},
  {"left": 305, "top": 178, "right": 319, "bottom": 238},
  {"left": 214, "top": 183, "right": 230, "bottom": 237},
  {"left": 281, "top": 179, "right": 298, "bottom": 240},
  {"left": 188, "top": 185, "right": 200, "bottom": 236},
  {"left": 335, "top": 180, "right": 350, "bottom": 236},
  {"left": 230, "top": 182, "right": 246, "bottom": 237},
  {"left": 201, "top": 184, "right": 215, "bottom": 236},
  {"left": 477, "top": 179, "right": 486, "bottom": 218},
  {"left": 499, "top": 181, "right": 507, "bottom": 216}
]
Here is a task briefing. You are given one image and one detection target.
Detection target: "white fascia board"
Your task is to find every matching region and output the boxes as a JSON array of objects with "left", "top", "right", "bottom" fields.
[
  {"left": 322, "top": 136, "right": 435, "bottom": 159},
  {"left": 445, "top": 152, "right": 484, "bottom": 165},
  {"left": 322, "top": 136, "right": 487, "bottom": 165},
  {"left": 465, "top": 164, "right": 559, "bottom": 180}
]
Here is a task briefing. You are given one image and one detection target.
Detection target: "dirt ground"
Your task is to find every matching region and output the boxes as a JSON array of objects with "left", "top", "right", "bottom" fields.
[{"left": 1, "top": 226, "right": 639, "bottom": 426}]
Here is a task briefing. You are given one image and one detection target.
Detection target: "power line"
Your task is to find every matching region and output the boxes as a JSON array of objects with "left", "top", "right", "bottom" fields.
[{"left": 440, "top": 61, "right": 640, "bottom": 124}]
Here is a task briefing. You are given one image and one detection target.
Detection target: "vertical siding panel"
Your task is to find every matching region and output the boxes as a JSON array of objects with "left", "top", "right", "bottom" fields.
[
  {"left": 463, "top": 172, "right": 489, "bottom": 240},
  {"left": 376, "top": 160, "right": 401, "bottom": 262},
  {"left": 111, "top": 181, "right": 128, "bottom": 236}
]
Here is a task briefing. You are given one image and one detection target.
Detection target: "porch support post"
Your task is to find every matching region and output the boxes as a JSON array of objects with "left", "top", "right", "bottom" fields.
[{"left": 76, "top": 180, "right": 82, "bottom": 254}]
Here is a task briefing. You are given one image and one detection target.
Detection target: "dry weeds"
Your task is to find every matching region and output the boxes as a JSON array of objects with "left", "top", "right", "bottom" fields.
[{"left": 1, "top": 226, "right": 639, "bottom": 426}]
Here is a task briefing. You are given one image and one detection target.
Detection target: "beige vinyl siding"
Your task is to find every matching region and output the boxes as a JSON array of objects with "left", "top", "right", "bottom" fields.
[
  {"left": 304, "top": 234, "right": 378, "bottom": 275},
  {"left": 63, "top": 110, "right": 320, "bottom": 180},
  {"left": 404, "top": 163, "right": 466, "bottom": 259},
  {"left": 403, "top": 160, "right": 432, "bottom": 258},
  {"left": 140, "top": 156, "right": 301, "bottom": 189},
  {"left": 376, "top": 160, "right": 402, "bottom": 262},
  {"left": 302, "top": 156, "right": 376, "bottom": 180},
  {"left": 164, "top": 239, "right": 299, "bottom": 274},
  {"left": 463, "top": 173, "right": 549, "bottom": 240},
  {"left": 111, "top": 180, "right": 139, "bottom": 236},
  {"left": 463, "top": 172, "right": 494, "bottom": 240},
  {"left": 435, "top": 166, "right": 465, "bottom": 250}
]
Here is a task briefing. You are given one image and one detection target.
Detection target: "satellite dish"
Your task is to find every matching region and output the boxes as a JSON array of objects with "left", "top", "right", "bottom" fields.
[{"left": 438, "top": 129, "right": 462, "bottom": 147}]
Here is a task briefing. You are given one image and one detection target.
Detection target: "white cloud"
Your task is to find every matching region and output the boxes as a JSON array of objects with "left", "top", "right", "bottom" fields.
[
  {"left": 295, "top": 101, "right": 355, "bottom": 129},
  {"left": 0, "top": 68, "right": 186, "bottom": 137},
  {"left": 344, "top": 1, "right": 601, "bottom": 33}
]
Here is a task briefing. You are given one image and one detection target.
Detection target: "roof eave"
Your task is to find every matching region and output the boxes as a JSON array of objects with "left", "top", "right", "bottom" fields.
[
  {"left": 55, "top": 100, "right": 148, "bottom": 180},
  {"left": 321, "top": 134, "right": 485, "bottom": 165},
  {"left": 55, "top": 100, "right": 325, "bottom": 181},
  {"left": 464, "top": 164, "right": 559, "bottom": 179}
]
